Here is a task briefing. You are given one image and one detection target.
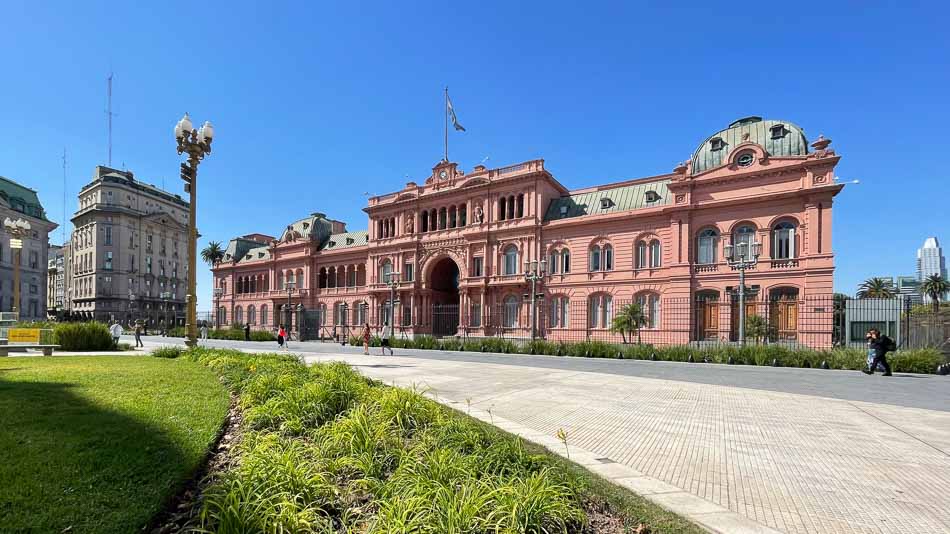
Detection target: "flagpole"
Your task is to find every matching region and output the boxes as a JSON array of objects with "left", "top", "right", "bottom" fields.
[{"left": 443, "top": 87, "right": 448, "bottom": 162}]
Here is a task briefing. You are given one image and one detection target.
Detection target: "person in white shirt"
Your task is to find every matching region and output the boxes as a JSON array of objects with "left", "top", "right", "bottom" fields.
[
  {"left": 200, "top": 325, "right": 208, "bottom": 340},
  {"left": 109, "top": 321, "right": 123, "bottom": 347}
]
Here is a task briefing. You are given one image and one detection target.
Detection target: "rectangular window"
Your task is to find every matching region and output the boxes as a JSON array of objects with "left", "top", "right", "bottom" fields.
[
  {"left": 147, "top": 234, "right": 153, "bottom": 252},
  {"left": 105, "top": 251, "right": 113, "bottom": 271},
  {"left": 472, "top": 257, "right": 483, "bottom": 277},
  {"left": 29, "top": 250, "right": 38, "bottom": 269},
  {"left": 403, "top": 263, "right": 414, "bottom": 281},
  {"left": 105, "top": 226, "right": 112, "bottom": 245},
  {"left": 470, "top": 303, "right": 481, "bottom": 327},
  {"left": 29, "top": 284, "right": 37, "bottom": 294},
  {"left": 146, "top": 256, "right": 152, "bottom": 274}
]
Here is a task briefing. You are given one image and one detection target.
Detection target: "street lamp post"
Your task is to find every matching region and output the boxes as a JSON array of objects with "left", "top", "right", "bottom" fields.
[
  {"left": 523, "top": 259, "right": 548, "bottom": 341},
  {"left": 4, "top": 218, "right": 31, "bottom": 319},
  {"left": 160, "top": 291, "right": 172, "bottom": 333},
  {"left": 285, "top": 279, "right": 296, "bottom": 338},
  {"left": 724, "top": 239, "right": 762, "bottom": 346},
  {"left": 213, "top": 287, "right": 223, "bottom": 330},
  {"left": 341, "top": 302, "right": 349, "bottom": 345},
  {"left": 386, "top": 272, "right": 401, "bottom": 336},
  {"left": 175, "top": 113, "right": 214, "bottom": 348}
]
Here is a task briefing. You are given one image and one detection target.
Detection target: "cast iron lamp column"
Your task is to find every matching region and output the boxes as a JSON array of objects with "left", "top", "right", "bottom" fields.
[
  {"left": 386, "top": 272, "right": 401, "bottom": 337},
  {"left": 285, "top": 278, "right": 296, "bottom": 339},
  {"left": 175, "top": 113, "right": 214, "bottom": 347},
  {"left": 213, "top": 286, "right": 223, "bottom": 329},
  {"left": 523, "top": 259, "right": 547, "bottom": 341},
  {"left": 4, "top": 218, "right": 31, "bottom": 318},
  {"left": 723, "top": 239, "right": 761, "bottom": 346}
]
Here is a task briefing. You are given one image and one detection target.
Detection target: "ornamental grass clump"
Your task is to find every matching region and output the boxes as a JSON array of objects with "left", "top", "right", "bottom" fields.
[
  {"left": 191, "top": 349, "right": 590, "bottom": 534},
  {"left": 53, "top": 321, "right": 114, "bottom": 351}
]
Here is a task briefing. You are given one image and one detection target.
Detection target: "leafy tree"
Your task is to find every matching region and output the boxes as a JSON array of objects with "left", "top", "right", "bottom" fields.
[
  {"left": 920, "top": 274, "right": 950, "bottom": 315},
  {"left": 856, "top": 277, "right": 895, "bottom": 299},
  {"left": 610, "top": 303, "right": 647, "bottom": 344},
  {"left": 201, "top": 241, "right": 225, "bottom": 268}
]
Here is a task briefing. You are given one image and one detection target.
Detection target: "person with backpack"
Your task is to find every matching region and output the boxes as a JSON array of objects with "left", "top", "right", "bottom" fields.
[{"left": 863, "top": 328, "right": 894, "bottom": 376}]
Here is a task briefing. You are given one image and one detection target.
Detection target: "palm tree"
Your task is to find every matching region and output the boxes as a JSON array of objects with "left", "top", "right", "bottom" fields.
[
  {"left": 856, "top": 277, "right": 895, "bottom": 299},
  {"left": 201, "top": 241, "right": 225, "bottom": 268},
  {"left": 610, "top": 303, "right": 647, "bottom": 344},
  {"left": 745, "top": 314, "right": 772, "bottom": 344},
  {"left": 920, "top": 274, "right": 949, "bottom": 315}
]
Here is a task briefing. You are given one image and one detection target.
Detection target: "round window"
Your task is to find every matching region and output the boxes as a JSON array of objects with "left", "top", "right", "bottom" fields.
[{"left": 737, "top": 153, "right": 755, "bottom": 167}]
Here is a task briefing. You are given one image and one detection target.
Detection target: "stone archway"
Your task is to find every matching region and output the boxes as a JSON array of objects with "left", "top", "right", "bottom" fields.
[{"left": 428, "top": 257, "right": 460, "bottom": 336}]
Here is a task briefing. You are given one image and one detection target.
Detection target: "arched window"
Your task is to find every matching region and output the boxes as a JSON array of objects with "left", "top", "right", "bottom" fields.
[
  {"left": 604, "top": 245, "right": 613, "bottom": 271},
  {"left": 504, "top": 246, "right": 519, "bottom": 275},
  {"left": 589, "top": 246, "right": 601, "bottom": 272},
  {"left": 334, "top": 302, "right": 346, "bottom": 325},
  {"left": 260, "top": 305, "right": 268, "bottom": 326},
  {"left": 248, "top": 305, "right": 256, "bottom": 325},
  {"left": 548, "top": 250, "right": 559, "bottom": 274},
  {"left": 507, "top": 195, "right": 515, "bottom": 220},
  {"left": 696, "top": 228, "right": 719, "bottom": 264},
  {"left": 549, "top": 296, "right": 570, "bottom": 328},
  {"left": 459, "top": 205, "right": 467, "bottom": 226},
  {"left": 772, "top": 221, "right": 797, "bottom": 259},
  {"left": 636, "top": 293, "right": 660, "bottom": 329},
  {"left": 649, "top": 240, "right": 661, "bottom": 268},
  {"left": 561, "top": 250, "right": 570, "bottom": 273},
  {"left": 449, "top": 206, "right": 457, "bottom": 228},
  {"left": 588, "top": 294, "right": 612, "bottom": 328},
  {"left": 217, "top": 306, "right": 226, "bottom": 325},
  {"left": 498, "top": 197, "right": 507, "bottom": 221},
  {"left": 733, "top": 224, "right": 756, "bottom": 249},
  {"left": 319, "top": 267, "right": 328, "bottom": 288},
  {"left": 296, "top": 269, "right": 305, "bottom": 289},
  {"left": 421, "top": 210, "right": 429, "bottom": 232},
  {"left": 636, "top": 241, "right": 648, "bottom": 269},
  {"left": 516, "top": 193, "right": 524, "bottom": 218},
  {"left": 439, "top": 207, "right": 447, "bottom": 230},
  {"left": 353, "top": 301, "right": 366, "bottom": 325},
  {"left": 379, "top": 259, "right": 392, "bottom": 283},
  {"left": 503, "top": 295, "right": 520, "bottom": 327},
  {"left": 235, "top": 306, "right": 244, "bottom": 324}
]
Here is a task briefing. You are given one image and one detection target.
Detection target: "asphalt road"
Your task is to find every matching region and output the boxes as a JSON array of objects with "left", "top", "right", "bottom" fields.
[{"left": 128, "top": 335, "right": 950, "bottom": 412}]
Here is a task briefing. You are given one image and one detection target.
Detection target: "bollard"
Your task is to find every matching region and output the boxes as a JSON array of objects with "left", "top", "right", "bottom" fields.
[
  {"left": 772, "top": 358, "right": 779, "bottom": 367},
  {"left": 727, "top": 356, "right": 735, "bottom": 365},
  {"left": 650, "top": 352, "right": 657, "bottom": 361},
  {"left": 687, "top": 354, "right": 694, "bottom": 363},
  {"left": 820, "top": 360, "right": 830, "bottom": 369}
]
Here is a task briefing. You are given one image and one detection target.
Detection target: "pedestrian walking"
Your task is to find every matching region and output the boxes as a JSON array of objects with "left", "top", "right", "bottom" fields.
[
  {"left": 109, "top": 321, "right": 122, "bottom": 347},
  {"left": 134, "top": 322, "right": 144, "bottom": 348},
  {"left": 200, "top": 324, "right": 208, "bottom": 340},
  {"left": 361, "top": 323, "right": 371, "bottom": 355},
  {"left": 277, "top": 325, "right": 286, "bottom": 349},
  {"left": 244, "top": 323, "right": 251, "bottom": 342},
  {"left": 862, "top": 328, "right": 894, "bottom": 376},
  {"left": 380, "top": 322, "right": 393, "bottom": 356}
]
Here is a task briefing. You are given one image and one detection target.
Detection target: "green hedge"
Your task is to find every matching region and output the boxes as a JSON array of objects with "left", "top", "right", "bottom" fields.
[
  {"left": 52, "top": 322, "right": 115, "bottom": 351},
  {"left": 164, "top": 326, "right": 277, "bottom": 342},
  {"left": 348, "top": 334, "right": 947, "bottom": 374}
]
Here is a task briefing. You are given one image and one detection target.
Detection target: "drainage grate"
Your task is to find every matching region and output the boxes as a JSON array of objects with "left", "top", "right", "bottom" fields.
[{"left": 594, "top": 457, "right": 616, "bottom": 464}]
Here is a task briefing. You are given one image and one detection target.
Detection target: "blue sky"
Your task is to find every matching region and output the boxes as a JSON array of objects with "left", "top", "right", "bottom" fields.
[{"left": 2, "top": 1, "right": 948, "bottom": 310}]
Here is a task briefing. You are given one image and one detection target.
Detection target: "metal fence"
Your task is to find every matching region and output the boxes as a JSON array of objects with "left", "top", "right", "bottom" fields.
[{"left": 276, "top": 295, "right": 949, "bottom": 353}]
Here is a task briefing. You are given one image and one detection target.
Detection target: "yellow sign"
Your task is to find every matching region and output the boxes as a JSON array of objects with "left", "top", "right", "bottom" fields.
[{"left": 9, "top": 328, "right": 40, "bottom": 343}]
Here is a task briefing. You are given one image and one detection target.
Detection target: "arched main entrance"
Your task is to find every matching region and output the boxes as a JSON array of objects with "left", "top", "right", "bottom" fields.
[{"left": 429, "top": 257, "right": 460, "bottom": 337}]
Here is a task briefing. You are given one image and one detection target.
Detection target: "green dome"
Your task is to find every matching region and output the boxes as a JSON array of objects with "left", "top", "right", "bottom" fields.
[{"left": 691, "top": 117, "right": 808, "bottom": 174}]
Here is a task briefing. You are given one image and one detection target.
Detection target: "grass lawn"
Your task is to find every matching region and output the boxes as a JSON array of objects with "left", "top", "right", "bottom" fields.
[{"left": 0, "top": 355, "right": 230, "bottom": 534}]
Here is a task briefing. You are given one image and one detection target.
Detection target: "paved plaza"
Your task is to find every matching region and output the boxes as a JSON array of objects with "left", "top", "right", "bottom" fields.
[{"left": 126, "top": 337, "right": 950, "bottom": 533}]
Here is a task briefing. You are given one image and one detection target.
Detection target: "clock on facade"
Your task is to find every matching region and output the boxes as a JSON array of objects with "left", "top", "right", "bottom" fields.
[{"left": 439, "top": 170, "right": 447, "bottom": 179}]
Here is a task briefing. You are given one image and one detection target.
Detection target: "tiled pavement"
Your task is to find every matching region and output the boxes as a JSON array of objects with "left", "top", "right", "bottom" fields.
[{"left": 75, "top": 338, "right": 950, "bottom": 533}]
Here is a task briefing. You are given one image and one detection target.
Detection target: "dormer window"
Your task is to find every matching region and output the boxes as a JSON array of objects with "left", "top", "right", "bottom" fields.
[
  {"left": 559, "top": 205, "right": 569, "bottom": 218},
  {"left": 645, "top": 190, "right": 661, "bottom": 203},
  {"left": 710, "top": 137, "right": 725, "bottom": 151},
  {"left": 327, "top": 240, "right": 336, "bottom": 247},
  {"left": 346, "top": 237, "right": 354, "bottom": 245},
  {"left": 302, "top": 222, "right": 309, "bottom": 229},
  {"left": 770, "top": 124, "right": 787, "bottom": 139},
  {"left": 600, "top": 198, "right": 613, "bottom": 209},
  {"left": 736, "top": 152, "right": 755, "bottom": 167}
]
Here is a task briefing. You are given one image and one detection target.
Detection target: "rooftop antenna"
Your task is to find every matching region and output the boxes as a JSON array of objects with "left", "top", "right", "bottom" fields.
[
  {"left": 62, "top": 147, "right": 67, "bottom": 245},
  {"left": 480, "top": 156, "right": 490, "bottom": 165},
  {"left": 106, "top": 72, "right": 117, "bottom": 167}
]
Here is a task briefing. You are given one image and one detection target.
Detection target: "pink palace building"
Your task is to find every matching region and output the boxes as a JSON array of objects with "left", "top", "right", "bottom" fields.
[{"left": 212, "top": 116, "right": 843, "bottom": 348}]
